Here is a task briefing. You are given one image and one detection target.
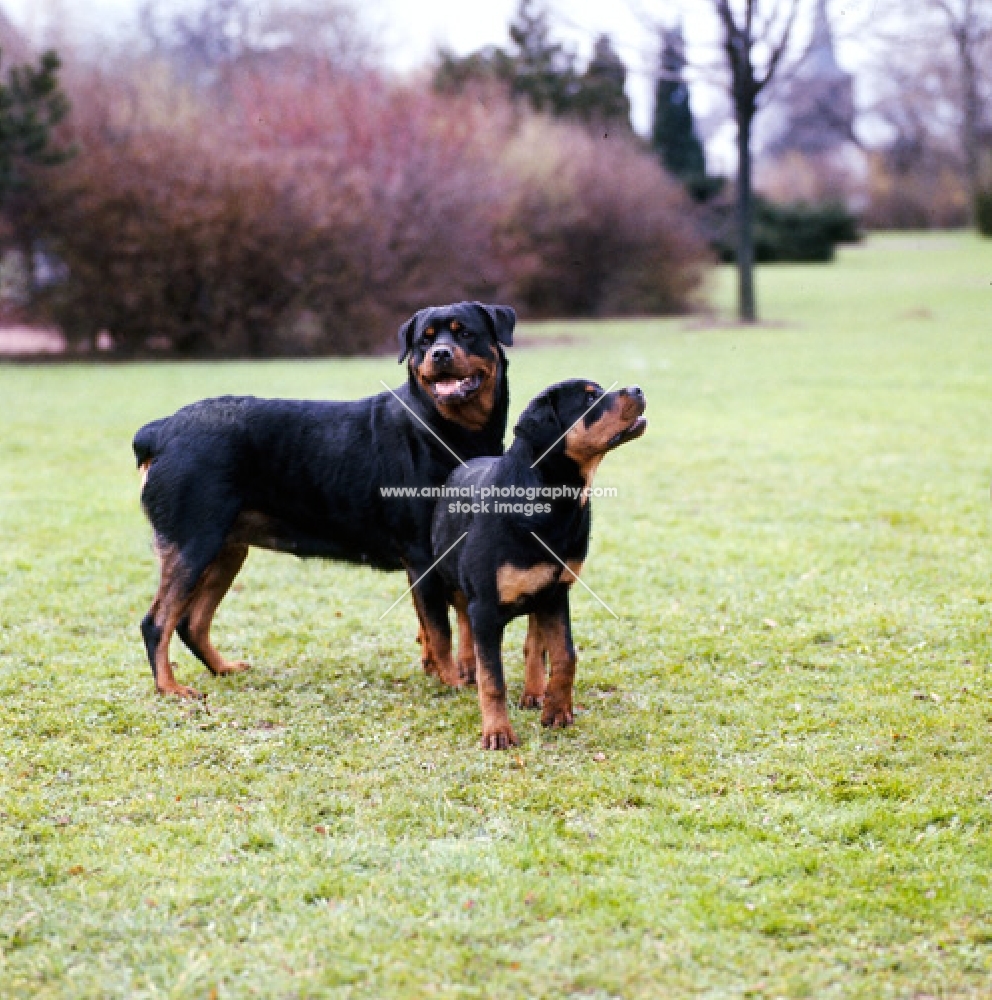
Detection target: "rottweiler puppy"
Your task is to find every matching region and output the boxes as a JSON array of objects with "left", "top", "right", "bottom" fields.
[
  {"left": 133, "top": 301, "right": 514, "bottom": 698},
  {"left": 432, "top": 379, "right": 647, "bottom": 749}
]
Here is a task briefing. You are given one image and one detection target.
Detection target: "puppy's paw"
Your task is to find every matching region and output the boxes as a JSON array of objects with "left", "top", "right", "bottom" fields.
[
  {"left": 210, "top": 659, "right": 251, "bottom": 676},
  {"left": 519, "top": 691, "right": 545, "bottom": 709},
  {"left": 158, "top": 677, "right": 204, "bottom": 701},
  {"left": 541, "top": 703, "right": 573, "bottom": 729},
  {"left": 480, "top": 725, "right": 519, "bottom": 751}
]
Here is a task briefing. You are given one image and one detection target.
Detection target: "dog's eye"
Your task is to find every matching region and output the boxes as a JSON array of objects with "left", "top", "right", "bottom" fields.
[
  {"left": 586, "top": 390, "right": 600, "bottom": 405},
  {"left": 422, "top": 327, "right": 436, "bottom": 342}
]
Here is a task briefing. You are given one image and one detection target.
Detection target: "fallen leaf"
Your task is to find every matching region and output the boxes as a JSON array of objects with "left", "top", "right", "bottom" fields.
[
  {"left": 592, "top": 752, "right": 607, "bottom": 762},
  {"left": 314, "top": 825, "right": 328, "bottom": 835},
  {"left": 464, "top": 899, "right": 476, "bottom": 910},
  {"left": 68, "top": 865, "right": 85, "bottom": 876}
]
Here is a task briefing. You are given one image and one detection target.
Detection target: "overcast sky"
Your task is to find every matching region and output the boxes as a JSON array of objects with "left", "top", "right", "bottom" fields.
[{"left": 2, "top": 0, "right": 878, "bottom": 152}]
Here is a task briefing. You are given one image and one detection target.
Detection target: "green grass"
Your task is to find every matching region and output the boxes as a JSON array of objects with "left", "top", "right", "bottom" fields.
[{"left": 2, "top": 232, "right": 992, "bottom": 997}]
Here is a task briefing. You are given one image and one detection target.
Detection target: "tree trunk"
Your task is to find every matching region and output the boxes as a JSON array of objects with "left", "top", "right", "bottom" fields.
[
  {"left": 960, "top": 29, "right": 980, "bottom": 226},
  {"left": 736, "top": 109, "right": 757, "bottom": 323}
]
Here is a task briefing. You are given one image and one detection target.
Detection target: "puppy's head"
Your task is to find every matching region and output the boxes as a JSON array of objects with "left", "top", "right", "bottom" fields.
[
  {"left": 398, "top": 301, "right": 515, "bottom": 430},
  {"left": 514, "top": 380, "right": 647, "bottom": 477}
]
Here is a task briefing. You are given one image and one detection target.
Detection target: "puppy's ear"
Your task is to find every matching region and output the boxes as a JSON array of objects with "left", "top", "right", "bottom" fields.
[
  {"left": 477, "top": 303, "right": 516, "bottom": 348},
  {"left": 397, "top": 312, "right": 421, "bottom": 364},
  {"left": 514, "top": 388, "right": 561, "bottom": 451}
]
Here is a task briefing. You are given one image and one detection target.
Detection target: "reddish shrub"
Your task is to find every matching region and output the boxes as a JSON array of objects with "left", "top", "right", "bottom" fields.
[
  {"left": 501, "top": 118, "right": 709, "bottom": 317},
  {"left": 26, "top": 62, "right": 709, "bottom": 355}
]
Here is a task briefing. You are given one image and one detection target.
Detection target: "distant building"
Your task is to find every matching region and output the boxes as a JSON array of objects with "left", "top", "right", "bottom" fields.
[
  {"left": 767, "top": 0, "right": 855, "bottom": 156},
  {"left": 758, "top": 0, "right": 865, "bottom": 208}
]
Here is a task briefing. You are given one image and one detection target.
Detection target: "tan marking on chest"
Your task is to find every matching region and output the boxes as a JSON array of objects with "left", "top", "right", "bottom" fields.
[
  {"left": 563, "top": 559, "right": 583, "bottom": 584},
  {"left": 497, "top": 562, "right": 558, "bottom": 604}
]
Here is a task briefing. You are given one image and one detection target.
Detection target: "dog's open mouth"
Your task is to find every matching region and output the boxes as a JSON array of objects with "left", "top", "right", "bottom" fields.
[
  {"left": 607, "top": 416, "right": 647, "bottom": 449},
  {"left": 429, "top": 372, "right": 484, "bottom": 403}
]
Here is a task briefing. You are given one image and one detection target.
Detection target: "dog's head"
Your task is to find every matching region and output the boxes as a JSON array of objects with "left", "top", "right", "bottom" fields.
[
  {"left": 398, "top": 301, "right": 515, "bottom": 431},
  {"left": 514, "top": 379, "right": 647, "bottom": 478}
]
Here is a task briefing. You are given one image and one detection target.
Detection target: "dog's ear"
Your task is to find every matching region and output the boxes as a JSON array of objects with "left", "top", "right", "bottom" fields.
[
  {"left": 397, "top": 312, "right": 422, "bottom": 364},
  {"left": 477, "top": 303, "right": 515, "bottom": 348},
  {"left": 514, "top": 387, "right": 561, "bottom": 452}
]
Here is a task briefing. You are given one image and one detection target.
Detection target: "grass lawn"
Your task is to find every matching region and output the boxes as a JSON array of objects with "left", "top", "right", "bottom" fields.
[{"left": 2, "top": 232, "right": 992, "bottom": 998}]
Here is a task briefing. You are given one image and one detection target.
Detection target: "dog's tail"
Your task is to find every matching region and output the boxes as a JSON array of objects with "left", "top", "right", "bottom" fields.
[{"left": 133, "top": 418, "right": 168, "bottom": 468}]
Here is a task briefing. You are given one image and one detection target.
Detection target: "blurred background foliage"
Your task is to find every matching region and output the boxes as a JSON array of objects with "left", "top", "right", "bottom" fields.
[{"left": 0, "top": 0, "right": 990, "bottom": 354}]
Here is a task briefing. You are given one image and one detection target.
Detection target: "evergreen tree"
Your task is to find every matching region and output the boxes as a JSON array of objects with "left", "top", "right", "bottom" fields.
[
  {"left": 0, "top": 49, "right": 73, "bottom": 207},
  {"left": 651, "top": 24, "right": 705, "bottom": 182},
  {"left": 574, "top": 35, "right": 631, "bottom": 132},
  {"left": 506, "top": 0, "right": 577, "bottom": 116},
  {"left": 433, "top": 2, "right": 633, "bottom": 135}
]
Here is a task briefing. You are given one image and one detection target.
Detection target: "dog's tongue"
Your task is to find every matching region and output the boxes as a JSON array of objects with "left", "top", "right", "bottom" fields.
[{"left": 434, "top": 376, "right": 474, "bottom": 400}]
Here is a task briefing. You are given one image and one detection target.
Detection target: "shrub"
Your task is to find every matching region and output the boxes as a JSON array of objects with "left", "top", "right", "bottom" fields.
[
  {"left": 714, "top": 197, "right": 860, "bottom": 264},
  {"left": 24, "top": 62, "right": 709, "bottom": 355},
  {"left": 500, "top": 117, "right": 709, "bottom": 317},
  {"left": 861, "top": 151, "right": 968, "bottom": 230},
  {"left": 29, "top": 67, "right": 510, "bottom": 354}
]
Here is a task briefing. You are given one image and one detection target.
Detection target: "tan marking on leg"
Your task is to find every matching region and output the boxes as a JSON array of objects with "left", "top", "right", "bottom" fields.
[
  {"left": 563, "top": 559, "right": 583, "bottom": 584},
  {"left": 520, "top": 614, "right": 547, "bottom": 708},
  {"left": 139, "top": 459, "right": 151, "bottom": 490},
  {"left": 475, "top": 643, "right": 518, "bottom": 750},
  {"left": 150, "top": 544, "right": 201, "bottom": 699},
  {"left": 452, "top": 591, "right": 477, "bottom": 685},
  {"left": 496, "top": 562, "right": 558, "bottom": 604},
  {"left": 408, "top": 584, "right": 465, "bottom": 687},
  {"left": 185, "top": 543, "right": 250, "bottom": 676},
  {"left": 540, "top": 615, "right": 576, "bottom": 729}
]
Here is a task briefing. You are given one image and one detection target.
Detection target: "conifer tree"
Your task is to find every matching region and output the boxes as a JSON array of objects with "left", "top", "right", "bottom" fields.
[
  {"left": 651, "top": 25, "right": 705, "bottom": 182},
  {"left": 0, "top": 49, "right": 72, "bottom": 208}
]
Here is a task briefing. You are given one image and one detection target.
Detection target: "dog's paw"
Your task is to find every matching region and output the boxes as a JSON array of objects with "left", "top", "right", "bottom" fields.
[
  {"left": 540, "top": 703, "right": 573, "bottom": 729},
  {"left": 159, "top": 679, "right": 204, "bottom": 701},
  {"left": 210, "top": 659, "right": 251, "bottom": 676},
  {"left": 519, "top": 691, "right": 545, "bottom": 709},
  {"left": 480, "top": 725, "right": 519, "bottom": 751}
]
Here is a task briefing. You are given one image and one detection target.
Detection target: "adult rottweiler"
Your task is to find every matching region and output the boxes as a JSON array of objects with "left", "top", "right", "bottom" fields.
[
  {"left": 133, "top": 301, "right": 514, "bottom": 698},
  {"left": 432, "top": 379, "right": 646, "bottom": 749}
]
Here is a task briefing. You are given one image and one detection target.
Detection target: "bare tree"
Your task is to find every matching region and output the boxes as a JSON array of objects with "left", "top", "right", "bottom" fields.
[
  {"left": 928, "top": 0, "right": 992, "bottom": 221},
  {"left": 712, "top": 0, "right": 800, "bottom": 322},
  {"left": 867, "top": 0, "right": 992, "bottom": 226}
]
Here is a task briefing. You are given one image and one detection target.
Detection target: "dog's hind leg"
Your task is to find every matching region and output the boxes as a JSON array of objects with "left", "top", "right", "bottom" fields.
[
  {"left": 140, "top": 542, "right": 203, "bottom": 699},
  {"left": 177, "top": 542, "right": 250, "bottom": 677},
  {"left": 452, "top": 591, "right": 477, "bottom": 685},
  {"left": 406, "top": 569, "right": 468, "bottom": 687},
  {"left": 519, "top": 615, "right": 547, "bottom": 709}
]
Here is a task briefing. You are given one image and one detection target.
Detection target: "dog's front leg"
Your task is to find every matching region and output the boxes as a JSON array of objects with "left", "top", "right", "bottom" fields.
[
  {"left": 470, "top": 606, "right": 517, "bottom": 750},
  {"left": 536, "top": 591, "right": 576, "bottom": 729}
]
